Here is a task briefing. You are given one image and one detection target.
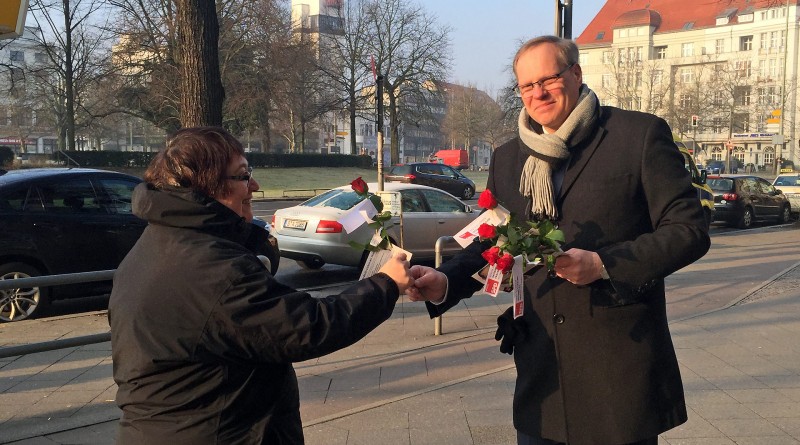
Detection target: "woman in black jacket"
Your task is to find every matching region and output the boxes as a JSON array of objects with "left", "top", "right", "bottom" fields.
[{"left": 108, "top": 127, "right": 413, "bottom": 444}]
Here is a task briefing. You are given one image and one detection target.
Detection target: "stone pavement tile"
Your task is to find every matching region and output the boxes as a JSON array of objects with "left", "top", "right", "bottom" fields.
[
  {"left": 772, "top": 417, "right": 800, "bottom": 436},
  {"left": 678, "top": 367, "right": 718, "bottom": 391},
  {"left": 661, "top": 407, "right": 726, "bottom": 440},
  {"left": 409, "top": 426, "right": 472, "bottom": 445},
  {"left": 684, "top": 389, "right": 740, "bottom": 406},
  {"left": 7, "top": 379, "right": 63, "bottom": 393},
  {"left": 758, "top": 374, "right": 800, "bottom": 389},
  {"left": 43, "top": 419, "right": 117, "bottom": 445},
  {"left": 3, "top": 437, "right": 58, "bottom": 445},
  {"left": 689, "top": 403, "right": 760, "bottom": 420},
  {"left": 745, "top": 402, "right": 800, "bottom": 418},
  {"left": 710, "top": 417, "right": 788, "bottom": 437},
  {"left": 347, "top": 428, "right": 411, "bottom": 445},
  {"left": 458, "top": 382, "right": 513, "bottom": 412},
  {"left": 303, "top": 424, "right": 350, "bottom": 445},
  {"left": 727, "top": 436, "right": 800, "bottom": 445},
  {"left": 298, "top": 373, "right": 332, "bottom": 392},
  {"left": 707, "top": 374, "right": 770, "bottom": 390},
  {"left": 37, "top": 389, "right": 99, "bottom": 405},
  {"left": 724, "top": 388, "right": 794, "bottom": 403},
  {"left": 469, "top": 424, "right": 515, "bottom": 445},
  {"left": 779, "top": 388, "right": 800, "bottom": 402},
  {"left": 18, "top": 400, "right": 83, "bottom": 418},
  {"left": 377, "top": 355, "right": 430, "bottom": 392},
  {"left": 26, "top": 368, "right": 87, "bottom": 383},
  {"left": 327, "top": 367, "right": 380, "bottom": 392},
  {"left": 0, "top": 391, "right": 51, "bottom": 407},
  {"left": 661, "top": 439, "right": 736, "bottom": 445}
]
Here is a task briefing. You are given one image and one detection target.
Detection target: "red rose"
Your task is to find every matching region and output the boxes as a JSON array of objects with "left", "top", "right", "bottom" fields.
[
  {"left": 496, "top": 253, "right": 515, "bottom": 273},
  {"left": 477, "top": 223, "right": 497, "bottom": 240},
  {"left": 477, "top": 189, "right": 497, "bottom": 209},
  {"left": 350, "top": 177, "right": 368, "bottom": 195},
  {"left": 481, "top": 246, "right": 501, "bottom": 265}
]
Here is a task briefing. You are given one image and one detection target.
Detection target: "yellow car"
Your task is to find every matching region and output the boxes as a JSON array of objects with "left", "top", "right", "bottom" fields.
[{"left": 676, "top": 142, "right": 715, "bottom": 228}]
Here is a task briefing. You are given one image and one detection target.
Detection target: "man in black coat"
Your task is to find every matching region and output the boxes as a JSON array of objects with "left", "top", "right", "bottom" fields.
[{"left": 407, "top": 36, "right": 710, "bottom": 445}]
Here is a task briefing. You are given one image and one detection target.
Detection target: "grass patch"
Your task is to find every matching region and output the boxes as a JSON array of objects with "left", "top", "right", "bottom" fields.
[{"left": 113, "top": 166, "right": 489, "bottom": 199}]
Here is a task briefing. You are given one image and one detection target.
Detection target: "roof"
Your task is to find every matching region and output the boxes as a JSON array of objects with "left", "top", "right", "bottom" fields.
[{"left": 576, "top": 0, "right": 799, "bottom": 47}]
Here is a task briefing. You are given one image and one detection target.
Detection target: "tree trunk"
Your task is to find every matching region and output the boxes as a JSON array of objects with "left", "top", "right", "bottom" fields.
[{"left": 175, "top": 0, "right": 224, "bottom": 127}]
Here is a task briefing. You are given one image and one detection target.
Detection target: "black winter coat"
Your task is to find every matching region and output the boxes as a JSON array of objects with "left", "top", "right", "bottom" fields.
[
  {"left": 427, "top": 107, "right": 710, "bottom": 444},
  {"left": 109, "top": 184, "right": 399, "bottom": 444}
]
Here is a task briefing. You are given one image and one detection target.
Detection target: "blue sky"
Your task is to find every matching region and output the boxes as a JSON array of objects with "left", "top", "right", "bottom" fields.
[{"left": 424, "top": 0, "right": 606, "bottom": 96}]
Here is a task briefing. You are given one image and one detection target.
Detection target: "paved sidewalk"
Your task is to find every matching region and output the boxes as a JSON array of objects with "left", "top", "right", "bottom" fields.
[{"left": 2, "top": 258, "right": 800, "bottom": 443}]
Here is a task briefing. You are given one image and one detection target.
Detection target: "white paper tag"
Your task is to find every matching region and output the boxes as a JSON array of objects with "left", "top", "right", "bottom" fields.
[
  {"left": 358, "top": 245, "right": 413, "bottom": 280},
  {"left": 452, "top": 205, "right": 511, "bottom": 248},
  {"left": 482, "top": 264, "right": 505, "bottom": 297},
  {"left": 512, "top": 255, "right": 524, "bottom": 319},
  {"left": 339, "top": 199, "right": 378, "bottom": 234}
]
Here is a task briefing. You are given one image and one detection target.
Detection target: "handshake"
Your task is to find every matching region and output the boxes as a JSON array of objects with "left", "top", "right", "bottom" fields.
[{"left": 378, "top": 253, "right": 527, "bottom": 355}]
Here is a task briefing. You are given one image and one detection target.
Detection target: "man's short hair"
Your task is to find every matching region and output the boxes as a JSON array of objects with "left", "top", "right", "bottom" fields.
[
  {"left": 513, "top": 35, "right": 579, "bottom": 78},
  {"left": 144, "top": 126, "right": 245, "bottom": 198}
]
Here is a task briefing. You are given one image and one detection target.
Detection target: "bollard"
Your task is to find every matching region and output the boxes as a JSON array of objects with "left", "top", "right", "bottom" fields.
[{"left": 433, "top": 236, "right": 455, "bottom": 335}]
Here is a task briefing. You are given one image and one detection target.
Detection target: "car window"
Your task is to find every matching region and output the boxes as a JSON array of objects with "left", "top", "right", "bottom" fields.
[
  {"left": 0, "top": 187, "right": 28, "bottom": 212},
  {"left": 36, "top": 179, "right": 103, "bottom": 214},
  {"left": 389, "top": 165, "right": 411, "bottom": 175},
  {"left": 775, "top": 175, "right": 800, "bottom": 186},
  {"left": 419, "top": 189, "right": 465, "bottom": 213},
  {"left": 417, "top": 164, "right": 442, "bottom": 175},
  {"left": 400, "top": 190, "right": 426, "bottom": 212},
  {"left": 305, "top": 189, "right": 363, "bottom": 210},
  {"left": 96, "top": 178, "right": 138, "bottom": 214},
  {"left": 707, "top": 178, "right": 734, "bottom": 192},
  {"left": 441, "top": 166, "right": 457, "bottom": 177},
  {"left": 741, "top": 178, "right": 760, "bottom": 194},
  {"left": 756, "top": 178, "right": 775, "bottom": 194}
]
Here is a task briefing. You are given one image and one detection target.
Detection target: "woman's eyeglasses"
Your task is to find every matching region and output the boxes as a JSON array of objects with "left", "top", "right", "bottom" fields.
[{"left": 226, "top": 166, "right": 253, "bottom": 185}]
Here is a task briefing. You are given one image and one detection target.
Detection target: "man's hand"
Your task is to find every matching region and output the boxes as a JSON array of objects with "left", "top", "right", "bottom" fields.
[
  {"left": 553, "top": 248, "right": 604, "bottom": 285},
  {"left": 378, "top": 253, "right": 414, "bottom": 294},
  {"left": 405, "top": 265, "right": 447, "bottom": 302}
]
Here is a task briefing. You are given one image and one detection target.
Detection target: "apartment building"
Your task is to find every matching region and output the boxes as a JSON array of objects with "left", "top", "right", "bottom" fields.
[{"left": 576, "top": 0, "right": 800, "bottom": 170}]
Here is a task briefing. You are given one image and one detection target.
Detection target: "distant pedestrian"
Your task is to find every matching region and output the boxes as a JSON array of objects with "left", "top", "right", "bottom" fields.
[{"left": 108, "top": 126, "right": 414, "bottom": 444}]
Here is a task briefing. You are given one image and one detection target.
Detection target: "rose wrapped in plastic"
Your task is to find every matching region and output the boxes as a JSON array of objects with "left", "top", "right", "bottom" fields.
[{"left": 347, "top": 178, "right": 394, "bottom": 252}]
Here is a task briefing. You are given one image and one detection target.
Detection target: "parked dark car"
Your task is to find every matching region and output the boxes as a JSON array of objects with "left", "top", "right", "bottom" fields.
[
  {"left": 706, "top": 160, "right": 726, "bottom": 174},
  {"left": 0, "top": 168, "right": 279, "bottom": 322},
  {"left": 707, "top": 174, "right": 791, "bottom": 229},
  {"left": 384, "top": 163, "right": 475, "bottom": 199}
]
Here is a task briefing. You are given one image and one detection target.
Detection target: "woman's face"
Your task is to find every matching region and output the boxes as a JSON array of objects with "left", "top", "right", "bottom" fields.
[{"left": 216, "top": 155, "right": 260, "bottom": 222}]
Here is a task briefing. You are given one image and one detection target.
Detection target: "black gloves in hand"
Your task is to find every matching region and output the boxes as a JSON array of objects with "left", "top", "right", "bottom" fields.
[{"left": 495, "top": 306, "right": 527, "bottom": 355}]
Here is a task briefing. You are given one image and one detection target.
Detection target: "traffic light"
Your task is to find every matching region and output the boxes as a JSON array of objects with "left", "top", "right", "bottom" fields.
[{"left": 691, "top": 115, "right": 699, "bottom": 127}]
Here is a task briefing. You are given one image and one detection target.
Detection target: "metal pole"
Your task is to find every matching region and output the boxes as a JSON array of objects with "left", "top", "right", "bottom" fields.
[
  {"left": 563, "top": 0, "right": 573, "bottom": 39},
  {"left": 376, "top": 75, "right": 385, "bottom": 192},
  {"left": 554, "top": 0, "right": 563, "bottom": 37},
  {"left": 433, "top": 236, "right": 454, "bottom": 335}
]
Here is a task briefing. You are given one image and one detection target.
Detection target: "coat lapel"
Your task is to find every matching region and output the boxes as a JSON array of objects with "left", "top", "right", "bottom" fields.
[{"left": 558, "top": 125, "right": 607, "bottom": 202}]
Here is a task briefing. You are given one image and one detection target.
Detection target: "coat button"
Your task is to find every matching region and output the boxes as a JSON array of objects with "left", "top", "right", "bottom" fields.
[{"left": 553, "top": 314, "right": 565, "bottom": 324}]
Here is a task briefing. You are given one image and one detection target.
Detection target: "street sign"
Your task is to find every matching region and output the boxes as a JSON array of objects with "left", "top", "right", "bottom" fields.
[
  {"left": 376, "top": 191, "right": 402, "bottom": 216},
  {"left": 0, "top": 0, "right": 28, "bottom": 40}
]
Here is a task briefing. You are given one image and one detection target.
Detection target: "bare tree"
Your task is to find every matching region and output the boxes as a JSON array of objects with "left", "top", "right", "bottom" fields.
[
  {"left": 441, "top": 83, "right": 500, "bottom": 157},
  {"left": 28, "top": 0, "right": 114, "bottom": 150},
  {"left": 364, "top": 0, "right": 450, "bottom": 165}
]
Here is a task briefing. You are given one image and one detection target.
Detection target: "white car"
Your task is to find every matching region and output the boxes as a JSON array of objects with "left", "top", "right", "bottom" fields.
[
  {"left": 272, "top": 183, "right": 479, "bottom": 269},
  {"left": 773, "top": 173, "right": 800, "bottom": 217}
]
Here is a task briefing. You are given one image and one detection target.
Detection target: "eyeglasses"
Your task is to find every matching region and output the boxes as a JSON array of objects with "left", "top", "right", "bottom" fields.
[
  {"left": 226, "top": 166, "right": 253, "bottom": 185},
  {"left": 514, "top": 63, "right": 575, "bottom": 98}
]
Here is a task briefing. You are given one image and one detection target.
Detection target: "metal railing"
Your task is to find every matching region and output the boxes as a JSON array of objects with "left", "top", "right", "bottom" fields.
[{"left": 0, "top": 270, "right": 115, "bottom": 359}]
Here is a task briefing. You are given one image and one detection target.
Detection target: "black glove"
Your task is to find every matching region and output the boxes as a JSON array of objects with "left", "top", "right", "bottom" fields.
[{"left": 495, "top": 306, "right": 527, "bottom": 355}]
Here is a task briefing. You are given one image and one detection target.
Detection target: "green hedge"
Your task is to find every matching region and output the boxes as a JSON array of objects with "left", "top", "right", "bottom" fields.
[{"left": 58, "top": 151, "right": 372, "bottom": 169}]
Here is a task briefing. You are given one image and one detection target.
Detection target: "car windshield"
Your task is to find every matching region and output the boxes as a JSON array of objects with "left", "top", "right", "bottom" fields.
[
  {"left": 774, "top": 175, "right": 800, "bottom": 186},
  {"left": 707, "top": 178, "right": 734, "bottom": 192},
  {"left": 301, "top": 189, "right": 364, "bottom": 210}
]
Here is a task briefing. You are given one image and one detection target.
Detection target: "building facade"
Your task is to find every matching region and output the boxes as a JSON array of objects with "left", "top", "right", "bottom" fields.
[{"left": 576, "top": 0, "right": 800, "bottom": 171}]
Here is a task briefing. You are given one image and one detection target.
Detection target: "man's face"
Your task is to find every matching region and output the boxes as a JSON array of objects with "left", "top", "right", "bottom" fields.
[{"left": 515, "top": 43, "right": 582, "bottom": 133}]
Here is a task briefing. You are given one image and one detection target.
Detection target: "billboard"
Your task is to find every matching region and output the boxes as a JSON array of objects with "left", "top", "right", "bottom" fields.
[{"left": 0, "top": 0, "right": 29, "bottom": 39}]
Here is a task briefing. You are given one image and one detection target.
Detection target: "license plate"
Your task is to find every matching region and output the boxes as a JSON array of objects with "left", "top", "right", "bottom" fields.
[{"left": 283, "top": 219, "right": 307, "bottom": 230}]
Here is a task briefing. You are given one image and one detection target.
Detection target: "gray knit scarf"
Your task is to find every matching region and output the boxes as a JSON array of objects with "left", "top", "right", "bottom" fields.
[{"left": 518, "top": 84, "right": 599, "bottom": 220}]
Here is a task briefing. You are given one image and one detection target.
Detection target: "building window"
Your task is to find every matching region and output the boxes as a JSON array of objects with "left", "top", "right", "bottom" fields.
[
  {"left": 735, "top": 60, "right": 751, "bottom": 77},
  {"left": 602, "top": 51, "right": 613, "bottom": 64},
  {"left": 653, "top": 46, "right": 667, "bottom": 59},
  {"left": 680, "top": 94, "right": 693, "bottom": 108},
  {"left": 579, "top": 53, "right": 588, "bottom": 65},
  {"left": 10, "top": 51, "right": 24, "bottom": 62},
  {"left": 739, "top": 35, "right": 753, "bottom": 51},
  {"left": 680, "top": 67, "right": 694, "bottom": 83},
  {"left": 601, "top": 73, "right": 612, "bottom": 88},
  {"left": 34, "top": 52, "right": 47, "bottom": 63},
  {"left": 715, "top": 39, "right": 725, "bottom": 54},
  {"left": 734, "top": 86, "right": 751, "bottom": 106},
  {"left": 681, "top": 43, "right": 694, "bottom": 57},
  {"left": 652, "top": 70, "right": 663, "bottom": 84}
]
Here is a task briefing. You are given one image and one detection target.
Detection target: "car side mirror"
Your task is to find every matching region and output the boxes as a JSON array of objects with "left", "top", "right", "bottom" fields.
[{"left": 464, "top": 204, "right": 473, "bottom": 213}]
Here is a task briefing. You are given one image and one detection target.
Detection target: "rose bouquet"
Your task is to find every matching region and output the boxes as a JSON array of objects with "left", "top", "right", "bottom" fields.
[{"left": 476, "top": 189, "right": 565, "bottom": 275}]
